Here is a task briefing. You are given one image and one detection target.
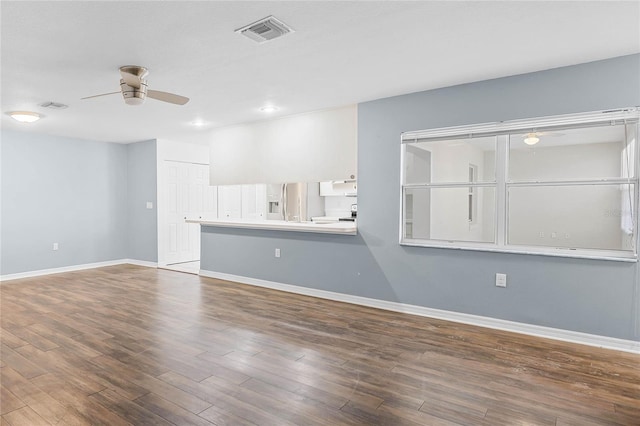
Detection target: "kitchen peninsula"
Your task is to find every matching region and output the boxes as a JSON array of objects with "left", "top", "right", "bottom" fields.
[{"left": 186, "top": 218, "right": 357, "bottom": 235}]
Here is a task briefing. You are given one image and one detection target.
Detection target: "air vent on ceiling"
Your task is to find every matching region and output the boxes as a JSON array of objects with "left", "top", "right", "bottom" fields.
[
  {"left": 39, "top": 101, "right": 68, "bottom": 110},
  {"left": 236, "top": 16, "right": 293, "bottom": 44}
]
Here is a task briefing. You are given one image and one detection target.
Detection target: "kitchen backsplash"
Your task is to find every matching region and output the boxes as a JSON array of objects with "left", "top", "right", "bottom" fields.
[{"left": 324, "top": 195, "right": 357, "bottom": 218}]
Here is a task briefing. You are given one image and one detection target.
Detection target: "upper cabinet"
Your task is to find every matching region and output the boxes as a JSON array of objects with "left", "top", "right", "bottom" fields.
[
  {"left": 209, "top": 105, "right": 357, "bottom": 185},
  {"left": 319, "top": 180, "right": 357, "bottom": 197}
]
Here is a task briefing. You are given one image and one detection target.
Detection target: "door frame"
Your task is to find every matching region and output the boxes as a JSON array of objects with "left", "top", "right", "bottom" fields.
[{"left": 156, "top": 139, "right": 211, "bottom": 268}]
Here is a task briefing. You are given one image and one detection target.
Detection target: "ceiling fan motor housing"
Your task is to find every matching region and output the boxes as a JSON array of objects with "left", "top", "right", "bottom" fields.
[{"left": 120, "top": 79, "right": 147, "bottom": 105}]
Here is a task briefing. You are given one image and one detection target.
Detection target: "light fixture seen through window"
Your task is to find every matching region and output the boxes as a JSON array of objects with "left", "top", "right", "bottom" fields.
[
  {"left": 7, "top": 111, "right": 42, "bottom": 123},
  {"left": 524, "top": 133, "right": 540, "bottom": 145}
]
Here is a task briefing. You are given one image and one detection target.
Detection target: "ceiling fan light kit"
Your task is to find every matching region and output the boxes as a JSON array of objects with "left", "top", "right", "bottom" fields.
[{"left": 120, "top": 79, "right": 148, "bottom": 105}]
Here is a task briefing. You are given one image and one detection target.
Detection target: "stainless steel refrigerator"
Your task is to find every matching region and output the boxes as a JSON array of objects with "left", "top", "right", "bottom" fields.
[{"left": 266, "top": 182, "right": 323, "bottom": 222}]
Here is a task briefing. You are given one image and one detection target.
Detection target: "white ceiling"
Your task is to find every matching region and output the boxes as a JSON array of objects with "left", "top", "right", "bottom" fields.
[{"left": 2, "top": 1, "right": 639, "bottom": 145}]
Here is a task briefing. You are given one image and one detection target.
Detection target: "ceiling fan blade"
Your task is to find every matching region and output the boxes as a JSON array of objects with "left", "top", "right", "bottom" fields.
[
  {"left": 147, "top": 89, "right": 189, "bottom": 105},
  {"left": 81, "top": 91, "right": 121, "bottom": 100}
]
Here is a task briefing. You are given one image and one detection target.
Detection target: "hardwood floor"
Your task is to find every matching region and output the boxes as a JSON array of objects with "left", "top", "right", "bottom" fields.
[
  {"left": 161, "top": 261, "right": 200, "bottom": 275},
  {"left": 1, "top": 264, "right": 638, "bottom": 425}
]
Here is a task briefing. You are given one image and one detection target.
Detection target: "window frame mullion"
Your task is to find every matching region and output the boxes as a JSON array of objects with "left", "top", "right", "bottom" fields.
[{"left": 496, "top": 135, "right": 508, "bottom": 247}]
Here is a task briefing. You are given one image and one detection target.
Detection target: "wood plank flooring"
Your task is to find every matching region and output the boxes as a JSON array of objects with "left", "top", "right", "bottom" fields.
[{"left": 1, "top": 264, "right": 638, "bottom": 425}]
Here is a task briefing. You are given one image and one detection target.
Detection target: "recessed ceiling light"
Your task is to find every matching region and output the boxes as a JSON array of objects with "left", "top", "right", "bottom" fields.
[
  {"left": 7, "top": 111, "right": 42, "bottom": 123},
  {"left": 260, "top": 105, "right": 278, "bottom": 113},
  {"left": 190, "top": 120, "right": 209, "bottom": 127}
]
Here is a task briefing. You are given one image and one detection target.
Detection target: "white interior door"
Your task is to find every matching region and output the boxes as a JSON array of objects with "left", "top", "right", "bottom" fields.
[{"left": 165, "top": 161, "right": 211, "bottom": 265}]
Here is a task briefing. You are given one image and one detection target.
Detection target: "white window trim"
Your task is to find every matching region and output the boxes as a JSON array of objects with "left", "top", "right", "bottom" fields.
[{"left": 399, "top": 108, "right": 640, "bottom": 262}]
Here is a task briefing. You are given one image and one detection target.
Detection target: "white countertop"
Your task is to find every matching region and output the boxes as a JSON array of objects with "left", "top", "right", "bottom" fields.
[{"left": 186, "top": 218, "right": 357, "bottom": 235}]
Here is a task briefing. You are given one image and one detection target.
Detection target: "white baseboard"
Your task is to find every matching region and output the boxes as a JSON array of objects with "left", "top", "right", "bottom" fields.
[
  {"left": 0, "top": 259, "right": 157, "bottom": 282},
  {"left": 124, "top": 259, "right": 158, "bottom": 268},
  {"left": 200, "top": 269, "right": 640, "bottom": 354}
]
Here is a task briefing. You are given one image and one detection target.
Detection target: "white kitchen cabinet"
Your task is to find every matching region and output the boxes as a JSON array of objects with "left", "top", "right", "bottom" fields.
[
  {"left": 218, "top": 184, "right": 267, "bottom": 220},
  {"left": 241, "top": 184, "right": 267, "bottom": 219},
  {"left": 319, "top": 180, "right": 357, "bottom": 197},
  {"left": 217, "top": 185, "right": 242, "bottom": 219}
]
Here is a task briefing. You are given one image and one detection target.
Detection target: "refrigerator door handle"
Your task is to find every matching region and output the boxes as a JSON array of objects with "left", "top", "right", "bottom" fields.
[{"left": 282, "top": 183, "right": 287, "bottom": 221}]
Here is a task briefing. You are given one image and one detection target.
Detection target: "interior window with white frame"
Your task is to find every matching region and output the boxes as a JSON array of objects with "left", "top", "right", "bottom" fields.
[{"left": 400, "top": 108, "right": 639, "bottom": 261}]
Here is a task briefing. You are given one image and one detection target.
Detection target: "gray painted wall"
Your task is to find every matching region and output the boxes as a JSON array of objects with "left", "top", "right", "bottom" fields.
[
  {"left": 127, "top": 140, "right": 158, "bottom": 262},
  {"left": 201, "top": 54, "right": 640, "bottom": 341},
  {"left": 0, "top": 132, "right": 159, "bottom": 274},
  {"left": 1, "top": 131, "right": 128, "bottom": 274}
]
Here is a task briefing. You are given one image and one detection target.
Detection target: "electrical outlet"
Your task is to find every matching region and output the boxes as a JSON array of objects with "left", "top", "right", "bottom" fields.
[
  {"left": 538, "top": 231, "right": 544, "bottom": 238},
  {"left": 53, "top": 243, "right": 59, "bottom": 251},
  {"left": 274, "top": 248, "right": 281, "bottom": 258},
  {"left": 495, "top": 273, "right": 507, "bottom": 288},
  {"left": 146, "top": 201, "right": 153, "bottom": 209}
]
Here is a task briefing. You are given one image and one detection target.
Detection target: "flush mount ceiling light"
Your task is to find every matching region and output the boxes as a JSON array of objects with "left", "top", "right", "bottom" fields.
[
  {"left": 260, "top": 105, "right": 278, "bottom": 113},
  {"left": 7, "top": 111, "right": 42, "bottom": 123},
  {"left": 524, "top": 132, "right": 540, "bottom": 145}
]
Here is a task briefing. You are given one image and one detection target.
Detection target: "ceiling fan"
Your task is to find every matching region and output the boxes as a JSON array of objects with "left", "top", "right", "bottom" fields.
[{"left": 82, "top": 65, "right": 189, "bottom": 106}]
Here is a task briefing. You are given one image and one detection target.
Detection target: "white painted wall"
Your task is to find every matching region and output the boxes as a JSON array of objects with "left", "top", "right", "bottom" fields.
[
  {"left": 209, "top": 105, "right": 358, "bottom": 185},
  {"left": 157, "top": 139, "right": 210, "bottom": 165},
  {"left": 509, "top": 141, "right": 620, "bottom": 181}
]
